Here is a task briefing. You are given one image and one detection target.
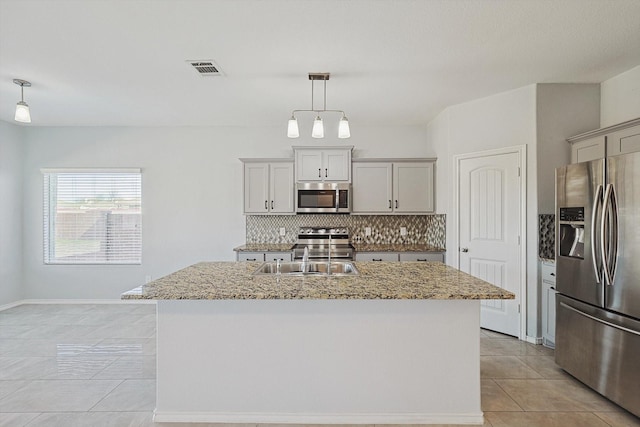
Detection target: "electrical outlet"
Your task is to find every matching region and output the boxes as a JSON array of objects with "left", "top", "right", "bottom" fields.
[
  {"left": 400, "top": 227, "right": 407, "bottom": 236},
  {"left": 279, "top": 227, "right": 286, "bottom": 236},
  {"left": 145, "top": 275, "right": 152, "bottom": 284},
  {"left": 365, "top": 227, "right": 372, "bottom": 236}
]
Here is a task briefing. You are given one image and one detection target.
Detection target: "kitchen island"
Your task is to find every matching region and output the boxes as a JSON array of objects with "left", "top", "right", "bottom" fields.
[{"left": 123, "top": 261, "right": 513, "bottom": 425}]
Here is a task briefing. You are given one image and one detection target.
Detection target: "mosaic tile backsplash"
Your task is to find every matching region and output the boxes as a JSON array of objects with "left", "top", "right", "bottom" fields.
[
  {"left": 246, "top": 214, "right": 446, "bottom": 249},
  {"left": 539, "top": 214, "right": 555, "bottom": 260}
]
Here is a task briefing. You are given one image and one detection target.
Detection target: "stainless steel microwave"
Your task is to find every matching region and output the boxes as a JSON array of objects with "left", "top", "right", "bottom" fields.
[{"left": 296, "top": 182, "right": 351, "bottom": 213}]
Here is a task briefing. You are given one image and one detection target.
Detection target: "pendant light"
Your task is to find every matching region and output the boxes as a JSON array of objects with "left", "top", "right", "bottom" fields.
[
  {"left": 287, "top": 73, "right": 350, "bottom": 139},
  {"left": 13, "top": 79, "right": 32, "bottom": 123}
]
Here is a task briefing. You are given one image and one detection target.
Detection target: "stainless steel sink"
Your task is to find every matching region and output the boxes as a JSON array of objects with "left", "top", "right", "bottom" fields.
[{"left": 253, "top": 261, "right": 359, "bottom": 276}]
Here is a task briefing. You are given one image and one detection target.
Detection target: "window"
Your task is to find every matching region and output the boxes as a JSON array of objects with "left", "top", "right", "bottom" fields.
[{"left": 43, "top": 169, "right": 142, "bottom": 264}]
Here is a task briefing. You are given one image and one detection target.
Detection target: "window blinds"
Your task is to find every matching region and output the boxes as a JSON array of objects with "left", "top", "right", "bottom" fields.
[{"left": 43, "top": 170, "right": 142, "bottom": 264}]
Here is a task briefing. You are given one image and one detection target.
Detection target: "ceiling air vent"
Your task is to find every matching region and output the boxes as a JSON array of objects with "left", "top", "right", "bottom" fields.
[{"left": 187, "top": 60, "right": 223, "bottom": 76}]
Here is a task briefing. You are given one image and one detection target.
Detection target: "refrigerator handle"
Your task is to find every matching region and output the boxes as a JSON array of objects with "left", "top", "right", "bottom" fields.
[
  {"left": 591, "top": 184, "right": 603, "bottom": 284},
  {"left": 601, "top": 184, "right": 615, "bottom": 286},
  {"left": 609, "top": 185, "right": 619, "bottom": 284}
]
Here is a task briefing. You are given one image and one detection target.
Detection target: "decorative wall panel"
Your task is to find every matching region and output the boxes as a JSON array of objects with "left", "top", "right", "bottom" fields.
[
  {"left": 539, "top": 214, "right": 555, "bottom": 260},
  {"left": 246, "top": 214, "right": 446, "bottom": 249}
]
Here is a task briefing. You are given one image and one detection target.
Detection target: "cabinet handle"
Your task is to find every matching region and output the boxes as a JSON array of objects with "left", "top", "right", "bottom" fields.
[
  {"left": 461, "top": 248, "right": 469, "bottom": 253},
  {"left": 372, "top": 258, "right": 383, "bottom": 261},
  {"left": 271, "top": 201, "right": 274, "bottom": 209},
  {"left": 325, "top": 168, "right": 328, "bottom": 177},
  {"left": 550, "top": 273, "right": 555, "bottom": 276},
  {"left": 318, "top": 168, "right": 321, "bottom": 177},
  {"left": 388, "top": 200, "right": 392, "bottom": 209},
  {"left": 417, "top": 259, "right": 428, "bottom": 262},
  {"left": 264, "top": 200, "right": 268, "bottom": 210},
  {"left": 247, "top": 258, "right": 257, "bottom": 261},
  {"left": 395, "top": 200, "right": 398, "bottom": 209}
]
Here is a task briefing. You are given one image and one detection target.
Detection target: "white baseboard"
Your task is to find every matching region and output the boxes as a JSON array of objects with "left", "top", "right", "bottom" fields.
[
  {"left": 153, "top": 411, "right": 485, "bottom": 425},
  {"left": 526, "top": 335, "right": 543, "bottom": 345},
  {"left": 0, "top": 298, "right": 156, "bottom": 311}
]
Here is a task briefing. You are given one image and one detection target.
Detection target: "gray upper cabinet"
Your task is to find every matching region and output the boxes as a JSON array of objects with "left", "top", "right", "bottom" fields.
[
  {"left": 294, "top": 146, "right": 353, "bottom": 182},
  {"left": 607, "top": 125, "right": 640, "bottom": 157},
  {"left": 352, "top": 159, "right": 435, "bottom": 214},
  {"left": 241, "top": 159, "right": 294, "bottom": 214},
  {"left": 570, "top": 136, "right": 606, "bottom": 163},
  {"left": 568, "top": 118, "right": 640, "bottom": 163}
]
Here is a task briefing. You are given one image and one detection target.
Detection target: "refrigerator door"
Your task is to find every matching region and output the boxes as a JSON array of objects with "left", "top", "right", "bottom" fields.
[
  {"left": 556, "top": 295, "right": 640, "bottom": 417},
  {"left": 556, "top": 159, "right": 605, "bottom": 306},
  {"left": 606, "top": 152, "right": 640, "bottom": 320}
]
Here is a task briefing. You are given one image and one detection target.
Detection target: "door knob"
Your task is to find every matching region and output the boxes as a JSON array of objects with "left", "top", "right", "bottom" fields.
[{"left": 461, "top": 248, "right": 469, "bottom": 253}]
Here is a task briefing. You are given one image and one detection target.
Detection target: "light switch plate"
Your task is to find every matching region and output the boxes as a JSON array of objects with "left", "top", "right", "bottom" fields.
[
  {"left": 279, "top": 227, "right": 286, "bottom": 236},
  {"left": 400, "top": 227, "right": 407, "bottom": 236},
  {"left": 365, "top": 227, "right": 372, "bottom": 236}
]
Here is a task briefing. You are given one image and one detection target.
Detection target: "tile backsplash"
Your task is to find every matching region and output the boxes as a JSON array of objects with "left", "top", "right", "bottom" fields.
[
  {"left": 246, "top": 214, "right": 446, "bottom": 249},
  {"left": 539, "top": 214, "right": 555, "bottom": 260}
]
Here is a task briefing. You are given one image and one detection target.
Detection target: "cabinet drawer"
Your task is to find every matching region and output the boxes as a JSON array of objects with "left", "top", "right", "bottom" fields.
[
  {"left": 237, "top": 252, "right": 265, "bottom": 262},
  {"left": 355, "top": 252, "right": 399, "bottom": 262},
  {"left": 399, "top": 252, "right": 444, "bottom": 263},
  {"left": 265, "top": 252, "right": 293, "bottom": 262},
  {"left": 542, "top": 262, "right": 556, "bottom": 284}
]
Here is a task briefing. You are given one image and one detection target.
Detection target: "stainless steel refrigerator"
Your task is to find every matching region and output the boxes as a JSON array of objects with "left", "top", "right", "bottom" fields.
[{"left": 555, "top": 153, "right": 640, "bottom": 417}]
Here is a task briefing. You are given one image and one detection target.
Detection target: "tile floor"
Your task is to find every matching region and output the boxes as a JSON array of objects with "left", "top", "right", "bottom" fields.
[{"left": 0, "top": 303, "right": 638, "bottom": 427}]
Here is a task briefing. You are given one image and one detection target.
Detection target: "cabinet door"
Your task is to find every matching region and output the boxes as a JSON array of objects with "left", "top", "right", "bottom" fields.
[
  {"left": 606, "top": 124, "right": 640, "bottom": 157},
  {"left": 399, "top": 252, "right": 444, "bottom": 263},
  {"left": 244, "top": 163, "right": 269, "bottom": 213},
  {"left": 237, "top": 252, "right": 265, "bottom": 262},
  {"left": 352, "top": 162, "right": 393, "bottom": 213},
  {"left": 296, "top": 150, "right": 324, "bottom": 181},
  {"left": 270, "top": 163, "right": 294, "bottom": 213},
  {"left": 355, "top": 252, "right": 399, "bottom": 262},
  {"left": 324, "top": 149, "right": 351, "bottom": 181},
  {"left": 393, "top": 162, "right": 434, "bottom": 213},
  {"left": 571, "top": 136, "right": 605, "bottom": 163},
  {"left": 265, "top": 252, "right": 293, "bottom": 262},
  {"left": 542, "top": 281, "right": 557, "bottom": 347}
]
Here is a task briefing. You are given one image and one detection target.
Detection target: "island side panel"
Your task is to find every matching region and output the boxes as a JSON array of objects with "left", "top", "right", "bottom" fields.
[{"left": 155, "top": 299, "right": 482, "bottom": 424}]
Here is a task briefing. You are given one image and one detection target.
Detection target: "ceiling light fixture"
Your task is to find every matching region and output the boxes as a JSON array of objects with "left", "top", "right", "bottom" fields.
[
  {"left": 288, "top": 73, "right": 350, "bottom": 139},
  {"left": 13, "top": 79, "right": 32, "bottom": 123}
]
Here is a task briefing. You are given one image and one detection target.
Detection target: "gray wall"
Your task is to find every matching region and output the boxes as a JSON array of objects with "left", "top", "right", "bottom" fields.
[{"left": 0, "top": 120, "right": 24, "bottom": 306}]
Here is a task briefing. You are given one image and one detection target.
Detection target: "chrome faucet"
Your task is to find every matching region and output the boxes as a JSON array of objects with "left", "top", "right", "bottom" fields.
[
  {"left": 276, "top": 258, "right": 281, "bottom": 274},
  {"left": 302, "top": 246, "right": 309, "bottom": 273}
]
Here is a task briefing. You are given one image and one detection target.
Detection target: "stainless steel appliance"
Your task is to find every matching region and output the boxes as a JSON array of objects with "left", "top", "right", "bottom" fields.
[
  {"left": 296, "top": 182, "right": 351, "bottom": 213},
  {"left": 292, "top": 227, "right": 355, "bottom": 260},
  {"left": 555, "top": 153, "right": 640, "bottom": 417}
]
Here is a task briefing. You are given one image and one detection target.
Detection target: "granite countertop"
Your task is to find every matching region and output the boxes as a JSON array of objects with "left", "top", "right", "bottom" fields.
[
  {"left": 234, "top": 244, "right": 295, "bottom": 252},
  {"left": 352, "top": 243, "right": 445, "bottom": 252},
  {"left": 122, "top": 261, "right": 513, "bottom": 301}
]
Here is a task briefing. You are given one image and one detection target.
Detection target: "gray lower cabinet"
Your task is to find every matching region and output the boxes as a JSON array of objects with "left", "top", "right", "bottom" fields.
[
  {"left": 541, "top": 261, "right": 557, "bottom": 348},
  {"left": 399, "top": 252, "right": 444, "bottom": 263},
  {"left": 355, "top": 252, "right": 399, "bottom": 262},
  {"left": 236, "top": 252, "right": 293, "bottom": 262},
  {"left": 355, "top": 252, "right": 444, "bottom": 263}
]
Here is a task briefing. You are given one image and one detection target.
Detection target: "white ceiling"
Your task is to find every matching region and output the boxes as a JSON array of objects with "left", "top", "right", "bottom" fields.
[{"left": 1, "top": 0, "right": 640, "bottom": 127}]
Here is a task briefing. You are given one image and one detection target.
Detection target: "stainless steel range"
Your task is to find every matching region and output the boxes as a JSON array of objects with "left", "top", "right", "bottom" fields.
[{"left": 293, "top": 227, "right": 354, "bottom": 261}]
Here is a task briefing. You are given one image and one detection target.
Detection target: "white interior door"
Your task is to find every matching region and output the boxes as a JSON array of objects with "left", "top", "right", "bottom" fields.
[{"left": 459, "top": 152, "right": 521, "bottom": 337}]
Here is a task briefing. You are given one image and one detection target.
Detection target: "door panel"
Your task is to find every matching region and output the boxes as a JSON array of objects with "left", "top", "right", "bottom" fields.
[
  {"left": 270, "top": 163, "right": 294, "bottom": 213},
  {"left": 352, "top": 162, "right": 393, "bottom": 213},
  {"left": 555, "top": 159, "right": 604, "bottom": 307},
  {"left": 606, "top": 153, "right": 640, "bottom": 319},
  {"left": 244, "top": 163, "right": 269, "bottom": 213},
  {"left": 459, "top": 152, "right": 520, "bottom": 337}
]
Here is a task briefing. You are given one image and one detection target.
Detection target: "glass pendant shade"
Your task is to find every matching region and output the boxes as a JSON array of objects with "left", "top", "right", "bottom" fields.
[
  {"left": 15, "top": 101, "right": 31, "bottom": 123},
  {"left": 338, "top": 116, "right": 350, "bottom": 139},
  {"left": 287, "top": 116, "right": 299, "bottom": 138},
  {"left": 312, "top": 116, "right": 324, "bottom": 138}
]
